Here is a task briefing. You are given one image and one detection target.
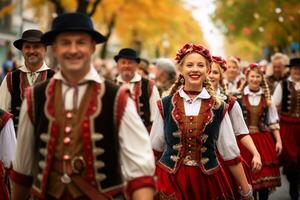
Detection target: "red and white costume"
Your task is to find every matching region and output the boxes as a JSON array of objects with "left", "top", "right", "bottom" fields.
[
  {"left": 0, "top": 109, "right": 16, "bottom": 200},
  {"left": 238, "top": 86, "right": 281, "bottom": 190},
  {"left": 11, "top": 67, "right": 155, "bottom": 199},
  {"left": 150, "top": 88, "right": 242, "bottom": 200}
]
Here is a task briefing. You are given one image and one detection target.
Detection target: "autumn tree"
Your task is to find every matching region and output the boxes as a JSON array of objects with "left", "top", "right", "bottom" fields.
[
  {"left": 26, "top": 0, "right": 204, "bottom": 59},
  {"left": 0, "top": 2, "right": 15, "bottom": 18},
  {"left": 213, "top": 0, "right": 300, "bottom": 60}
]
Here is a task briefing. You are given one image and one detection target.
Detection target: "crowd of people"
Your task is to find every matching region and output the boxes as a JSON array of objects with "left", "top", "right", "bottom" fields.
[{"left": 0, "top": 12, "right": 299, "bottom": 200}]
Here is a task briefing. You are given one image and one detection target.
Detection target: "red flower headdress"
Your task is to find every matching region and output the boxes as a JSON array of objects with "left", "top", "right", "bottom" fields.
[
  {"left": 212, "top": 56, "right": 227, "bottom": 72},
  {"left": 175, "top": 43, "right": 212, "bottom": 64},
  {"left": 244, "top": 63, "right": 265, "bottom": 76}
]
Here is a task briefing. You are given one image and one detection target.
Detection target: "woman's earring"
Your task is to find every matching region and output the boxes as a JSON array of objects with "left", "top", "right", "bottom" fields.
[{"left": 180, "top": 76, "right": 185, "bottom": 84}]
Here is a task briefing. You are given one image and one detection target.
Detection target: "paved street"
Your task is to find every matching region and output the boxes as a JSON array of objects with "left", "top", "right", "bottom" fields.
[{"left": 269, "top": 168, "right": 291, "bottom": 200}]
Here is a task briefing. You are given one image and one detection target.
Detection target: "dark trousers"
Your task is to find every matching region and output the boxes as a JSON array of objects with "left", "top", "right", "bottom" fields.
[{"left": 285, "top": 168, "right": 299, "bottom": 200}]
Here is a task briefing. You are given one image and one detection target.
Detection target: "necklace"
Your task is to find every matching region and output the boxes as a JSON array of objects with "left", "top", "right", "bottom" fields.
[
  {"left": 183, "top": 89, "right": 201, "bottom": 104},
  {"left": 249, "top": 88, "right": 260, "bottom": 93},
  {"left": 183, "top": 89, "right": 201, "bottom": 96}
]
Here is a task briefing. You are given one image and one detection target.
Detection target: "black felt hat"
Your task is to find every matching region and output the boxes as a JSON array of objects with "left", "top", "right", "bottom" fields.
[
  {"left": 288, "top": 58, "right": 300, "bottom": 68},
  {"left": 13, "top": 29, "right": 44, "bottom": 50},
  {"left": 41, "top": 12, "right": 106, "bottom": 45},
  {"left": 114, "top": 48, "right": 140, "bottom": 63}
]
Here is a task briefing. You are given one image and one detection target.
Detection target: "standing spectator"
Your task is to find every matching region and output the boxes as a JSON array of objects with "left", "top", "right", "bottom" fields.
[
  {"left": 115, "top": 48, "right": 160, "bottom": 130},
  {"left": 0, "top": 29, "right": 55, "bottom": 132},
  {"left": 10, "top": 12, "right": 155, "bottom": 200},
  {"left": 273, "top": 57, "right": 300, "bottom": 200},
  {"left": 2, "top": 51, "right": 16, "bottom": 77}
]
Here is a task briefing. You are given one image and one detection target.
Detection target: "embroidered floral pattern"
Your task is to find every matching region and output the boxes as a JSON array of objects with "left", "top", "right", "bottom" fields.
[
  {"left": 175, "top": 43, "right": 212, "bottom": 64},
  {"left": 212, "top": 56, "right": 227, "bottom": 72}
]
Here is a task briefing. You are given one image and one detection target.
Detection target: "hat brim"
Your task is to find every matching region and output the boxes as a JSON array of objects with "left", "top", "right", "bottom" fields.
[
  {"left": 13, "top": 38, "right": 43, "bottom": 50},
  {"left": 41, "top": 28, "right": 107, "bottom": 45},
  {"left": 287, "top": 64, "right": 300, "bottom": 68},
  {"left": 114, "top": 55, "right": 140, "bottom": 63}
]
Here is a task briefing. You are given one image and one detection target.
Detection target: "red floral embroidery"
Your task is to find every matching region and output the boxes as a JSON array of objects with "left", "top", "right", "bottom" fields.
[
  {"left": 212, "top": 56, "right": 227, "bottom": 72},
  {"left": 175, "top": 43, "right": 212, "bottom": 64},
  {"left": 244, "top": 63, "right": 265, "bottom": 76}
]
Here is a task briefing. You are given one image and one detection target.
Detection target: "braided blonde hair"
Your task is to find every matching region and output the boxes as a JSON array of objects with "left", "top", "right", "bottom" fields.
[
  {"left": 169, "top": 74, "right": 184, "bottom": 96},
  {"left": 214, "top": 62, "right": 229, "bottom": 96},
  {"left": 220, "top": 78, "right": 229, "bottom": 96},
  {"left": 204, "top": 78, "right": 221, "bottom": 109},
  {"left": 261, "top": 75, "right": 272, "bottom": 107}
]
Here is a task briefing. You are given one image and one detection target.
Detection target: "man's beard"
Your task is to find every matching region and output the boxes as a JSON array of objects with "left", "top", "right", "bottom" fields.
[
  {"left": 27, "top": 55, "right": 40, "bottom": 65},
  {"left": 121, "top": 71, "right": 134, "bottom": 82}
]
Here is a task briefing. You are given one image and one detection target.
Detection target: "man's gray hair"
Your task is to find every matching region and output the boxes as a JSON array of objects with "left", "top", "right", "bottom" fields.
[
  {"left": 155, "top": 58, "right": 176, "bottom": 74},
  {"left": 271, "top": 53, "right": 289, "bottom": 65}
]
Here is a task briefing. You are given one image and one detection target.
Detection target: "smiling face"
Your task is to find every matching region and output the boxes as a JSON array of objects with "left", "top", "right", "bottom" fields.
[
  {"left": 247, "top": 69, "right": 263, "bottom": 91},
  {"left": 290, "top": 66, "right": 300, "bottom": 82},
  {"left": 226, "top": 60, "right": 240, "bottom": 81},
  {"left": 116, "top": 58, "right": 138, "bottom": 82},
  {"left": 179, "top": 53, "right": 209, "bottom": 91},
  {"left": 208, "top": 62, "right": 222, "bottom": 89},
  {"left": 21, "top": 42, "right": 46, "bottom": 71},
  {"left": 272, "top": 58, "right": 285, "bottom": 77},
  {"left": 52, "top": 32, "right": 96, "bottom": 79}
]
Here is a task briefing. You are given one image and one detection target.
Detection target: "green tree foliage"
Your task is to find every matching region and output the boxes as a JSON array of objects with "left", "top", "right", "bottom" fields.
[{"left": 213, "top": 0, "right": 300, "bottom": 60}]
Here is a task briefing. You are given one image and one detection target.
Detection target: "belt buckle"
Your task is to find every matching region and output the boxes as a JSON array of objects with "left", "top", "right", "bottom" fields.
[{"left": 71, "top": 156, "right": 86, "bottom": 174}]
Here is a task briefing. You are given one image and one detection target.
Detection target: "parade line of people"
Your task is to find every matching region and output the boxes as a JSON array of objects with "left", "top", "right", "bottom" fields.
[{"left": 0, "top": 12, "right": 299, "bottom": 200}]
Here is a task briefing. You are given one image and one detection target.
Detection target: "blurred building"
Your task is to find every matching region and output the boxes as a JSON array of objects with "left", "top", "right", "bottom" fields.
[{"left": 0, "top": 0, "right": 37, "bottom": 65}]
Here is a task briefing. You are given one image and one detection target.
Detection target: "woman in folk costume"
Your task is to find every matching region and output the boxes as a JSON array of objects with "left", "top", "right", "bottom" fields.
[
  {"left": 150, "top": 43, "right": 253, "bottom": 200},
  {"left": 237, "top": 63, "right": 282, "bottom": 200},
  {"left": 209, "top": 56, "right": 262, "bottom": 198},
  {"left": 224, "top": 56, "right": 245, "bottom": 96},
  {"left": 0, "top": 108, "right": 16, "bottom": 200}
]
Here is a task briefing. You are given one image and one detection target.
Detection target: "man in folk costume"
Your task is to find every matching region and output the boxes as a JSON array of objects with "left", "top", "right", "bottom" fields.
[
  {"left": 0, "top": 109, "right": 16, "bottom": 200},
  {"left": 10, "top": 13, "right": 155, "bottom": 200},
  {"left": 0, "top": 29, "right": 55, "bottom": 133},
  {"left": 267, "top": 53, "right": 289, "bottom": 95},
  {"left": 273, "top": 57, "right": 300, "bottom": 200},
  {"left": 114, "top": 48, "right": 160, "bottom": 131}
]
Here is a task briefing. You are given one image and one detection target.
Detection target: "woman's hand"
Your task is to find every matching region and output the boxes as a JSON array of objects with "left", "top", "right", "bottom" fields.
[
  {"left": 251, "top": 153, "right": 262, "bottom": 173},
  {"left": 239, "top": 184, "right": 254, "bottom": 200},
  {"left": 275, "top": 141, "right": 282, "bottom": 156}
]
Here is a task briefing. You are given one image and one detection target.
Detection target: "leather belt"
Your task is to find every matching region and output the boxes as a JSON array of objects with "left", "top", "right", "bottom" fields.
[{"left": 52, "top": 160, "right": 111, "bottom": 200}]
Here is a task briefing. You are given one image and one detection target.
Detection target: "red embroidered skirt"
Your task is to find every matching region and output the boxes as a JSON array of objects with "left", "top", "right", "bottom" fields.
[
  {"left": 155, "top": 164, "right": 234, "bottom": 200},
  {"left": 238, "top": 131, "right": 281, "bottom": 190},
  {"left": 279, "top": 114, "right": 300, "bottom": 170},
  {"left": 0, "top": 163, "right": 9, "bottom": 200}
]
